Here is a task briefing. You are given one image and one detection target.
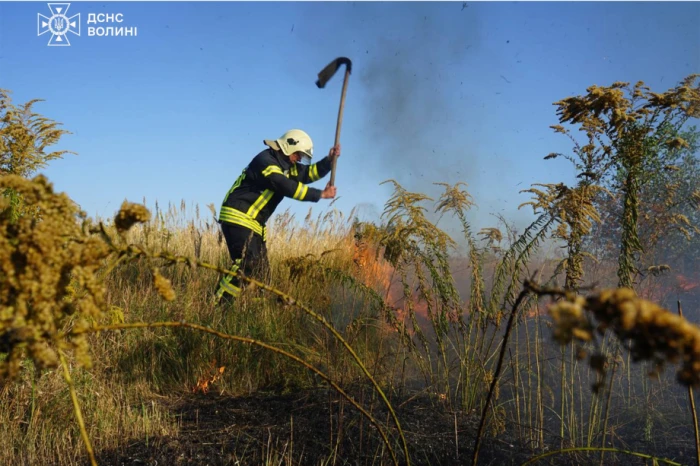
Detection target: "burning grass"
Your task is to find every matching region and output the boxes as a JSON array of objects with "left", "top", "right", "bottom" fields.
[
  {"left": 1, "top": 74, "right": 700, "bottom": 465},
  {"left": 2, "top": 173, "right": 699, "bottom": 465}
]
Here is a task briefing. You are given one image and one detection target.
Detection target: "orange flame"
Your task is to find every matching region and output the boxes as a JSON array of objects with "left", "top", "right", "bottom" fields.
[
  {"left": 677, "top": 274, "right": 700, "bottom": 292},
  {"left": 353, "top": 240, "right": 393, "bottom": 292},
  {"left": 352, "top": 240, "right": 430, "bottom": 330},
  {"left": 194, "top": 365, "right": 225, "bottom": 394}
]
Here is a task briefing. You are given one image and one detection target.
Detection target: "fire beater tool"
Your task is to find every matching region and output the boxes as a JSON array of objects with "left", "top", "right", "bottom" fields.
[{"left": 315, "top": 57, "right": 352, "bottom": 187}]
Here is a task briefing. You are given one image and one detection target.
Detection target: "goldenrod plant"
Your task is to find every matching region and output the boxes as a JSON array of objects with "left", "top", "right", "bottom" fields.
[
  {"left": 0, "top": 89, "right": 74, "bottom": 222},
  {"left": 2, "top": 77, "right": 699, "bottom": 465},
  {"left": 547, "top": 76, "right": 700, "bottom": 289}
]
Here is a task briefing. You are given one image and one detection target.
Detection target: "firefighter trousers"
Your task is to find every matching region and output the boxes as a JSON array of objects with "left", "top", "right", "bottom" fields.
[{"left": 214, "top": 222, "right": 270, "bottom": 304}]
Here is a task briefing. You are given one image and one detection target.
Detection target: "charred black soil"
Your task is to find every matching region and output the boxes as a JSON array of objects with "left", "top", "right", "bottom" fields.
[{"left": 95, "top": 385, "right": 695, "bottom": 466}]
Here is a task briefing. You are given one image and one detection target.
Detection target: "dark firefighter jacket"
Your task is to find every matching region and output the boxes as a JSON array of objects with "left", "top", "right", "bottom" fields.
[{"left": 218, "top": 148, "right": 332, "bottom": 241}]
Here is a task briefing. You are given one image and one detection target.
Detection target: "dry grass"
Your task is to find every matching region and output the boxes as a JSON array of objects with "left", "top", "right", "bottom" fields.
[
  {"left": 1, "top": 74, "right": 699, "bottom": 465},
  {"left": 1, "top": 173, "right": 699, "bottom": 465}
]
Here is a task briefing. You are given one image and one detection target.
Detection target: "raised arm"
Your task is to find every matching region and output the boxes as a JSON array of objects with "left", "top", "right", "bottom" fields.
[
  {"left": 290, "top": 145, "right": 340, "bottom": 184},
  {"left": 291, "top": 156, "right": 333, "bottom": 184},
  {"left": 258, "top": 164, "right": 322, "bottom": 202}
]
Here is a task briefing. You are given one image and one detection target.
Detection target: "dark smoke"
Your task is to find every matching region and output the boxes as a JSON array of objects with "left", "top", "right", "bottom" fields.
[
  {"left": 356, "top": 4, "right": 482, "bottom": 196},
  {"left": 293, "top": 3, "right": 503, "bottom": 243}
]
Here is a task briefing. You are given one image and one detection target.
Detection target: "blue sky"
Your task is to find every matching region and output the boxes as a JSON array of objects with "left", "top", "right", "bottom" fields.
[{"left": 1, "top": 1, "right": 699, "bottom": 240}]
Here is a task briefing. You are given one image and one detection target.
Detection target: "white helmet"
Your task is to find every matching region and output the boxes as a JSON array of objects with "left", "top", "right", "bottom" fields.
[{"left": 264, "top": 129, "right": 314, "bottom": 165}]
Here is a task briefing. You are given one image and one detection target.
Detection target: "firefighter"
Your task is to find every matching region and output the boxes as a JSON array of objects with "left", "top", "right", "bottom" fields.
[{"left": 214, "top": 129, "right": 340, "bottom": 305}]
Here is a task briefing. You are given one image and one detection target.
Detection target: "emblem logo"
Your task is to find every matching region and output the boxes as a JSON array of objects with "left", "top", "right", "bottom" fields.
[{"left": 38, "top": 3, "right": 80, "bottom": 46}]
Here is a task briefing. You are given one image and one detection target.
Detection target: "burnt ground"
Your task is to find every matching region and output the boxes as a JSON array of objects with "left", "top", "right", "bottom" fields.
[{"left": 94, "top": 384, "right": 695, "bottom": 466}]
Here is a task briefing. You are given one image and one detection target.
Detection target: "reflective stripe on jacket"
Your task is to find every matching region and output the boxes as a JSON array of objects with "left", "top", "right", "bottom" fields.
[{"left": 218, "top": 148, "right": 332, "bottom": 239}]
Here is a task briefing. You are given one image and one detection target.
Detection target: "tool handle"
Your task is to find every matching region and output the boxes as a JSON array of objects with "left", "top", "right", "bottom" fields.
[{"left": 330, "top": 67, "right": 350, "bottom": 187}]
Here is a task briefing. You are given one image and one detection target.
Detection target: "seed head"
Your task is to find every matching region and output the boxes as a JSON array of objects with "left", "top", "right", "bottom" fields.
[
  {"left": 114, "top": 201, "right": 151, "bottom": 233},
  {"left": 547, "top": 286, "right": 700, "bottom": 388},
  {"left": 153, "top": 268, "right": 176, "bottom": 302},
  {"left": 0, "top": 175, "right": 110, "bottom": 380}
]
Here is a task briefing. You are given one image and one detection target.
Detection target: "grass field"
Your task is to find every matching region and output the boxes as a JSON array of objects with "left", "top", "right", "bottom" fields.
[
  {"left": 2, "top": 173, "right": 700, "bottom": 466},
  {"left": 2, "top": 75, "right": 700, "bottom": 465}
]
